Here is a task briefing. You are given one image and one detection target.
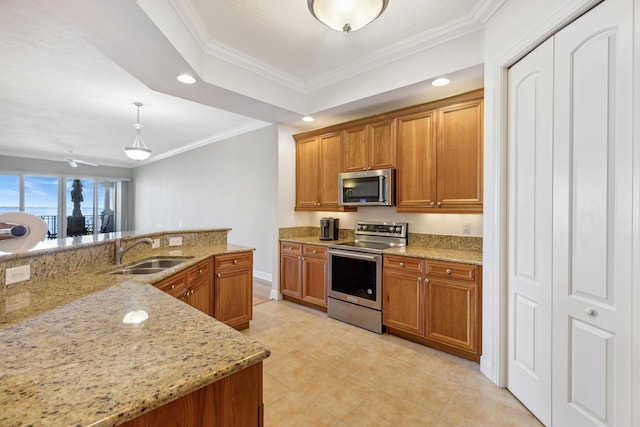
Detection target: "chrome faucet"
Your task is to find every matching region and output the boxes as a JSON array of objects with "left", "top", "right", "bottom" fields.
[{"left": 114, "top": 237, "right": 153, "bottom": 264}]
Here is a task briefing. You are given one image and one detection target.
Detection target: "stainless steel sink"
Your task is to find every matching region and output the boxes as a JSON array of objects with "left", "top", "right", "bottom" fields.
[{"left": 108, "top": 257, "right": 193, "bottom": 275}]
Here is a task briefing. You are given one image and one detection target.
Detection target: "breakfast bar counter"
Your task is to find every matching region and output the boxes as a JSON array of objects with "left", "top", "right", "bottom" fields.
[{"left": 0, "top": 229, "right": 270, "bottom": 426}]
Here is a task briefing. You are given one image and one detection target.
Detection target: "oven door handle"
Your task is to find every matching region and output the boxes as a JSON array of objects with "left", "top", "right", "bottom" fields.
[{"left": 329, "top": 249, "right": 381, "bottom": 261}]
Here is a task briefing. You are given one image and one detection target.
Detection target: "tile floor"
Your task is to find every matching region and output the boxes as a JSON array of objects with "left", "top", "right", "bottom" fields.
[{"left": 243, "top": 299, "right": 543, "bottom": 427}]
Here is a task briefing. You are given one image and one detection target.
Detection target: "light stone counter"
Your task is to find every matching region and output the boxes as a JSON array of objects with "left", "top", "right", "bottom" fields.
[
  {"left": 383, "top": 246, "right": 483, "bottom": 265},
  {"left": 0, "top": 282, "right": 269, "bottom": 427},
  {"left": 0, "top": 233, "right": 269, "bottom": 426}
]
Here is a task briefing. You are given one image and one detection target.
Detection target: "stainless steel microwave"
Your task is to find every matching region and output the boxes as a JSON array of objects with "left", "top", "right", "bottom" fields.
[{"left": 338, "top": 168, "right": 395, "bottom": 206}]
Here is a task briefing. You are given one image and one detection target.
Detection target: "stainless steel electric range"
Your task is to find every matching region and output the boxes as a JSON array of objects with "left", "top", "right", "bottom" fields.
[{"left": 327, "top": 221, "right": 408, "bottom": 334}]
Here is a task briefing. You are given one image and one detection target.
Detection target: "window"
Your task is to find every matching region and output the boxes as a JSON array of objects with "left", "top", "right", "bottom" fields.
[{"left": 0, "top": 173, "right": 128, "bottom": 239}]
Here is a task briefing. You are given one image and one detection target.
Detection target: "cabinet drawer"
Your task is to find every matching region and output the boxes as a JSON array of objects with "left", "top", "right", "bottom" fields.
[
  {"left": 426, "top": 261, "right": 477, "bottom": 282},
  {"left": 280, "top": 242, "right": 303, "bottom": 256},
  {"left": 384, "top": 255, "right": 424, "bottom": 273},
  {"left": 215, "top": 252, "right": 253, "bottom": 271},
  {"left": 187, "top": 259, "right": 211, "bottom": 284},
  {"left": 154, "top": 273, "right": 187, "bottom": 297},
  {"left": 303, "top": 244, "right": 328, "bottom": 259}
]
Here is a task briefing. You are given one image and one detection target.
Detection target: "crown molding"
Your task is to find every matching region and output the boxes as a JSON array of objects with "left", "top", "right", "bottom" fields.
[
  {"left": 141, "top": 120, "right": 272, "bottom": 165},
  {"left": 168, "top": 0, "right": 504, "bottom": 94},
  {"left": 168, "top": 0, "right": 305, "bottom": 92}
]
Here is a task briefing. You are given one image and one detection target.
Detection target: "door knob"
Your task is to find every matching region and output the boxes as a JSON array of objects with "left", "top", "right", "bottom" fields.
[{"left": 584, "top": 307, "right": 598, "bottom": 316}]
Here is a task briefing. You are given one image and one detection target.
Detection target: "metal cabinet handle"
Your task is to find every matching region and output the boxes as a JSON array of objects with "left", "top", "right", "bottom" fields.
[
  {"left": 170, "top": 284, "right": 175, "bottom": 290},
  {"left": 198, "top": 269, "right": 203, "bottom": 274},
  {"left": 399, "top": 262, "right": 404, "bottom": 267},
  {"left": 417, "top": 277, "right": 422, "bottom": 285},
  {"left": 312, "top": 249, "right": 317, "bottom": 253},
  {"left": 445, "top": 268, "right": 452, "bottom": 274},
  {"left": 233, "top": 259, "right": 238, "bottom": 264},
  {"left": 425, "top": 278, "right": 429, "bottom": 284},
  {"left": 216, "top": 273, "right": 221, "bottom": 278},
  {"left": 585, "top": 307, "right": 598, "bottom": 317},
  {"left": 430, "top": 202, "right": 436, "bottom": 207},
  {"left": 436, "top": 202, "right": 442, "bottom": 207}
]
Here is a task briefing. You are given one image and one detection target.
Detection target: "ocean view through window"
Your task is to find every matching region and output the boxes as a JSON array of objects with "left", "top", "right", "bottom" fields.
[{"left": 0, "top": 174, "right": 126, "bottom": 239}]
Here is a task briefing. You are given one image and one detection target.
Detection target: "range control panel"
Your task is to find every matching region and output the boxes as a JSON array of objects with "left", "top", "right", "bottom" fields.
[{"left": 355, "top": 221, "right": 408, "bottom": 238}]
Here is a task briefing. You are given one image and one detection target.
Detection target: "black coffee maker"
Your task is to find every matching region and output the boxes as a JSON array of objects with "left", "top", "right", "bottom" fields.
[{"left": 319, "top": 217, "right": 339, "bottom": 240}]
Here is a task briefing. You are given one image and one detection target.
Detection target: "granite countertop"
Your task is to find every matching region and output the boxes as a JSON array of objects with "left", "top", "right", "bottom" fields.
[
  {"left": 279, "top": 237, "right": 483, "bottom": 265},
  {"left": 383, "top": 246, "right": 483, "bottom": 265},
  {"left": 0, "top": 241, "right": 270, "bottom": 426}
]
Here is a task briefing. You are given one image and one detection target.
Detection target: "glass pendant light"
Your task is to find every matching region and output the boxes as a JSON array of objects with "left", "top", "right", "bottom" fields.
[
  {"left": 124, "top": 102, "right": 151, "bottom": 161},
  {"left": 307, "top": 0, "right": 389, "bottom": 33}
]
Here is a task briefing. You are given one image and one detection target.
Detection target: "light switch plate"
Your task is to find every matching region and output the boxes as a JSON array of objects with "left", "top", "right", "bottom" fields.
[
  {"left": 6, "top": 265, "right": 30, "bottom": 285},
  {"left": 462, "top": 222, "right": 471, "bottom": 235},
  {"left": 168, "top": 237, "right": 182, "bottom": 247},
  {"left": 152, "top": 239, "right": 160, "bottom": 249}
]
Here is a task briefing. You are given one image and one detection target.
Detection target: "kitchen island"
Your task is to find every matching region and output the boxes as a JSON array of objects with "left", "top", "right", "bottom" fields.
[{"left": 0, "top": 229, "right": 270, "bottom": 426}]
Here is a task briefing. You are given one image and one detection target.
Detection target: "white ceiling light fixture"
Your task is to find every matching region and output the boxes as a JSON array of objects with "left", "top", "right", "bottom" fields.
[
  {"left": 124, "top": 102, "right": 152, "bottom": 161},
  {"left": 307, "top": 0, "right": 389, "bottom": 33},
  {"left": 431, "top": 77, "right": 450, "bottom": 87},
  {"left": 176, "top": 74, "right": 196, "bottom": 84},
  {"left": 302, "top": 116, "right": 315, "bottom": 122}
]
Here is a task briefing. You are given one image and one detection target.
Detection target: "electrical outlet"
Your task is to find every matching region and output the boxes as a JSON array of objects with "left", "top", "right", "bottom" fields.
[
  {"left": 6, "top": 265, "right": 30, "bottom": 285},
  {"left": 168, "top": 236, "right": 183, "bottom": 247},
  {"left": 462, "top": 222, "right": 471, "bottom": 235},
  {"left": 152, "top": 239, "right": 160, "bottom": 249}
]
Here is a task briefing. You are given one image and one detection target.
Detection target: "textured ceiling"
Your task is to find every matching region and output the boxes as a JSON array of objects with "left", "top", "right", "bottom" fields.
[
  {"left": 0, "top": 0, "right": 496, "bottom": 168},
  {"left": 185, "top": 0, "right": 480, "bottom": 82}
]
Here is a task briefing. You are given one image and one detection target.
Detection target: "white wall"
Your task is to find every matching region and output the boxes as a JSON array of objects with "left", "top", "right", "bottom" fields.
[
  {"left": 482, "top": 0, "right": 602, "bottom": 385},
  {"left": 133, "top": 125, "right": 277, "bottom": 281}
]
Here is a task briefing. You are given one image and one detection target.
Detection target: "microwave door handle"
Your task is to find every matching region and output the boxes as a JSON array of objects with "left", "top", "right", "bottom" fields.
[{"left": 378, "top": 176, "right": 384, "bottom": 202}]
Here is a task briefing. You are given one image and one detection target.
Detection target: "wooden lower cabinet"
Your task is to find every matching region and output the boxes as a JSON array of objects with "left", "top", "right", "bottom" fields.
[
  {"left": 155, "top": 258, "right": 213, "bottom": 317},
  {"left": 280, "top": 242, "right": 328, "bottom": 311},
  {"left": 153, "top": 253, "right": 254, "bottom": 330},
  {"left": 383, "top": 255, "right": 482, "bottom": 362},
  {"left": 120, "top": 362, "right": 264, "bottom": 427},
  {"left": 214, "top": 252, "right": 253, "bottom": 330}
]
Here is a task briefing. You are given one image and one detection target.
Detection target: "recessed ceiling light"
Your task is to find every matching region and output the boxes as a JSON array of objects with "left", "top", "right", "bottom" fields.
[
  {"left": 432, "top": 78, "right": 450, "bottom": 87},
  {"left": 176, "top": 74, "right": 196, "bottom": 84},
  {"left": 302, "top": 116, "right": 315, "bottom": 122}
]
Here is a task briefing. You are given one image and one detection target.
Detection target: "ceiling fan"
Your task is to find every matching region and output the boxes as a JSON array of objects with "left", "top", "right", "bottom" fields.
[{"left": 66, "top": 158, "right": 98, "bottom": 168}]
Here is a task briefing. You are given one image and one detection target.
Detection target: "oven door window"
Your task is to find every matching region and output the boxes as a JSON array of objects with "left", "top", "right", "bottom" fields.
[{"left": 331, "top": 254, "right": 377, "bottom": 302}]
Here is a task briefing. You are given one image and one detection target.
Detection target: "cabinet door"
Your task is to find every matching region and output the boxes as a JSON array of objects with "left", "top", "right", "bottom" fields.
[
  {"left": 368, "top": 118, "right": 396, "bottom": 170},
  {"left": 318, "top": 132, "right": 342, "bottom": 207},
  {"left": 436, "top": 100, "right": 483, "bottom": 209},
  {"left": 280, "top": 253, "right": 302, "bottom": 299},
  {"left": 343, "top": 125, "right": 368, "bottom": 172},
  {"left": 188, "top": 279, "right": 213, "bottom": 316},
  {"left": 302, "top": 256, "right": 327, "bottom": 307},
  {"left": 214, "top": 267, "right": 252, "bottom": 329},
  {"left": 396, "top": 110, "right": 437, "bottom": 211},
  {"left": 296, "top": 136, "right": 319, "bottom": 209},
  {"left": 425, "top": 277, "right": 477, "bottom": 353},
  {"left": 382, "top": 269, "right": 424, "bottom": 336}
]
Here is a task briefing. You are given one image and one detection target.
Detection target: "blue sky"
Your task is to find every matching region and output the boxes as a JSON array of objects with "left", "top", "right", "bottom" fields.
[{"left": 0, "top": 175, "right": 95, "bottom": 208}]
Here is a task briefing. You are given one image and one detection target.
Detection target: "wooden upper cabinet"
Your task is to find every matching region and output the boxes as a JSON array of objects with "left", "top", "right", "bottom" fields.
[
  {"left": 318, "top": 132, "right": 342, "bottom": 207},
  {"left": 396, "top": 109, "right": 438, "bottom": 210},
  {"left": 295, "top": 136, "right": 320, "bottom": 210},
  {"left": 436, "top": 100, "right": 483, "bottom": 210},
  {"left": 295, "top": 132, "right": 351, "bottom": 211},
  {"left": 343, "top": 125, "right": 367, "bottom": 172},
  {"left": 343, "top": 119, "right": 396, "bottom": 172},
  {"left": 396, "top": 95, "right": 483, "bottom": 213},
  {"left": 294, "top": 89, "right": 483, "bottom": 214}
]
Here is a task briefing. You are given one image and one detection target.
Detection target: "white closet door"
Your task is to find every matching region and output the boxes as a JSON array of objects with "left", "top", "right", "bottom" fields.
[
  {"left": 553, "top": 0, "right": 633, "bottom": 425},
  {"left": 507, "top": 37, "right": 554, "bottom": 426}
]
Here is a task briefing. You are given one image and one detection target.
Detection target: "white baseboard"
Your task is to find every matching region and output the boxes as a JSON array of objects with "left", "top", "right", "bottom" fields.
[
  {"left": 480, "top": 356, "right": 496, "bottom": 385},
  {"left": 253, "top": 270, "right": 272, "bottom": 283},
  {"left": 270, "top": 289, "right": 282, "bottom": 300}
]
